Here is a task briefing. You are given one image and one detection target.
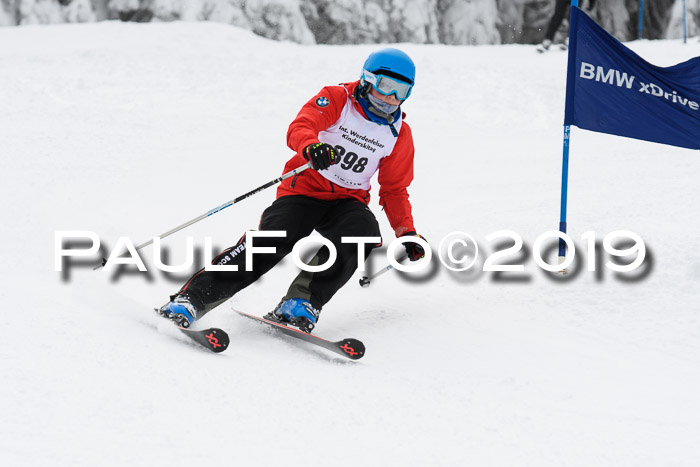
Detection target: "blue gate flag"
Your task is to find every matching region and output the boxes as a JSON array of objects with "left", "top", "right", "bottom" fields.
[{"left": 564, "top": 7, "right": 700, "bottom": 150}]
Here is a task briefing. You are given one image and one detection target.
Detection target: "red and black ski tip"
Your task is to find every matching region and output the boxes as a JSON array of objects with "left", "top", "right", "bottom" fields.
[
  {"left": 177, "top": 327, "right": 230, "bottom": 353},
  {"left": 334, "top": 338, "right": 365, "bottom": 359},
  {"left": 234, "top": 309, "right": 365, "bottom": 360}
]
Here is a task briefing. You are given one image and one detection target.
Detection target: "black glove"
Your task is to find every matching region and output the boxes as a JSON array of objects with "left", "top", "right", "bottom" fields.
[
  {"left": 303, "top": 142, "right": 338, "bottom": 170},
  {"left": 401, "top": 231, "right": 427, "bottom": 261}
]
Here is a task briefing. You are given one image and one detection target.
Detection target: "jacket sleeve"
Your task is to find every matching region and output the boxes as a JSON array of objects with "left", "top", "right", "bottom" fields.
[
  {"left": 287, "top": 86, "right": 347, "bottom": 156},
  {"left": 378, "top": 121, "right": 417, "bottom": 237}
]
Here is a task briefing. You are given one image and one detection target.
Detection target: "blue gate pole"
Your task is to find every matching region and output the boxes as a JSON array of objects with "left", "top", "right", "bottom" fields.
[
  {"left": 683, "top": 0, "right": 687, "bottom": 44},
  {"left": 559, "top": 0, "right": 579, "bottom": 262},
  {"left": 638, "top": 0, "right": 645, "bottom": 40},
  {"left": 558, "top": 125, "right": 571, "bottom": 259}
]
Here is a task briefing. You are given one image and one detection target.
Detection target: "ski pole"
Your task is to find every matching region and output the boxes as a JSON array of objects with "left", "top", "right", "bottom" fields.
[
  {"left": 359, "top": 254, "right": 408, "bottom": 287},
  {"left": 94, "top": 162, "right": 312, "bottom": 269}
]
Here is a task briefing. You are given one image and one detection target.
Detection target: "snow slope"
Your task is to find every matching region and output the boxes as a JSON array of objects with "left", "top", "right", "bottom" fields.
[{"left": 1, "top": 21, "right": 700, "bottom": 467}]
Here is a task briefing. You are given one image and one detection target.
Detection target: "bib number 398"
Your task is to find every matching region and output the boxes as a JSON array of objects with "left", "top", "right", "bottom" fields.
[{"left": 334, "top": 145, "right": 368, "bottom": 173}]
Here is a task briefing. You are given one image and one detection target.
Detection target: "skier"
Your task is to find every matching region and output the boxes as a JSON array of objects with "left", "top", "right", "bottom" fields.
[
  {"left": 158, "top": 48, "right": 426, "bottom": 333},
  {"left": 537, "top": 0, "right": 597, "bottom": 52}
]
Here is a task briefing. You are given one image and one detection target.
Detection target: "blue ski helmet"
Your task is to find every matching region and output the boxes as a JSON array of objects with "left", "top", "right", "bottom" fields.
[{"left": 361, "top": 48, "right": 415, "bottom": 99}]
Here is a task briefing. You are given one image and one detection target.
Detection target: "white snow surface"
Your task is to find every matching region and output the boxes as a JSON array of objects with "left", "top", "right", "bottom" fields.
[{"left": 2, "top": 21, "right": 700, "bottom": 467}]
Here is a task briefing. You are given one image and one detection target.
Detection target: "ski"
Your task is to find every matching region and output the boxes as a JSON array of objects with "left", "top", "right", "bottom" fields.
[
  {"left": 176, "top": 326, "right": 230, "bottom": 353},
  {"left": 234, "top": 309, "right": 365, "bottom": 360},
  {"left": 154, "top": 307, "right": 230, "bottom": 353}
]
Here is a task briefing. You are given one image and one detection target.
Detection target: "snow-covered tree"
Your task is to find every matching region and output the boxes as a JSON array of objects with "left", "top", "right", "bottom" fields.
[
  {"left": 666, "top": 0, "right": 700, "bottom": 39},
  {"left": 438, "top": 0, "right": 500, "bottom": 45},
  {"left": 0, "top": 0, "right": 692, "bottom": 45}
]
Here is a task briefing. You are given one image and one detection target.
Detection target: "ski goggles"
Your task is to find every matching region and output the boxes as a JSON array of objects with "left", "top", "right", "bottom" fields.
[{"left": 362, "top": 70, "right": 413, "bottom": 100}]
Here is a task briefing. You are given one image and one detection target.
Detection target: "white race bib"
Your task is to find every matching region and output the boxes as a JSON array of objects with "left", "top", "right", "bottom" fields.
[{"left": 317, "top": 95, "right": 402, "bottom": 190}]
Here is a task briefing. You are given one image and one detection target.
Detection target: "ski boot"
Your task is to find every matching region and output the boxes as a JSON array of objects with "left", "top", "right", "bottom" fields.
[
  {"left": 157, "top": 295, "right": 197, "bottom": 328},
  {"left": 536, "top": 38, "right": 552, "bottom": 53},
  {"left": 559, "top": 37, "right": 569, "bottom": 51},
  {"left": 264, "top": 298, "right": 320, "bottom": 333}
]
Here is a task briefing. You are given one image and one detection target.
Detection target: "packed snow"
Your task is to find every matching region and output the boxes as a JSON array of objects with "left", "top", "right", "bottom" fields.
[{"left": 1, "top": 20, "right": 699, "bottom": 467}]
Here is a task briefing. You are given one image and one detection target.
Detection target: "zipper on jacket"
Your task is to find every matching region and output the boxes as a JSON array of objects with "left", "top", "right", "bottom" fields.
[{"left": 291, "top": 173, "right": 301, "bottom": 188}]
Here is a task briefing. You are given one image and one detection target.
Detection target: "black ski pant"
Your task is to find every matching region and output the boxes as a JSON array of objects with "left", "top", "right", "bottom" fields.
[
  {"left": 175, "top": 195, "right": 382, "bottom": 318},
  {"left": 545, "top": 0, "right": 596, "bottom": 41}
]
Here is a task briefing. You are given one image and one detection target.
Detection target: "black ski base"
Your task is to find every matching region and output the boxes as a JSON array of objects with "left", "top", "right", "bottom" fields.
[
  {"left": 234, "top": 309, "right": 365, "bottom": 360},
  {"left": 177, "top": 326, "right": 230, "bottom": 353}
]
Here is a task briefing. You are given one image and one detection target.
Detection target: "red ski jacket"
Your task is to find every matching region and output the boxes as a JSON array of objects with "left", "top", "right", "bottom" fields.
[{"left": 277, "top": 80, "right": 416, "bottom": 237}]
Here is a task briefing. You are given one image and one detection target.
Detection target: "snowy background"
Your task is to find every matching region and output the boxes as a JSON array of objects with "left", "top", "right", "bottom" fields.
[
  {"left": 1, "top": 0, "right": 699, "bottom": 44},
  {"left": 2, "top": 15, "right": 700, "bottom": 467}
]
